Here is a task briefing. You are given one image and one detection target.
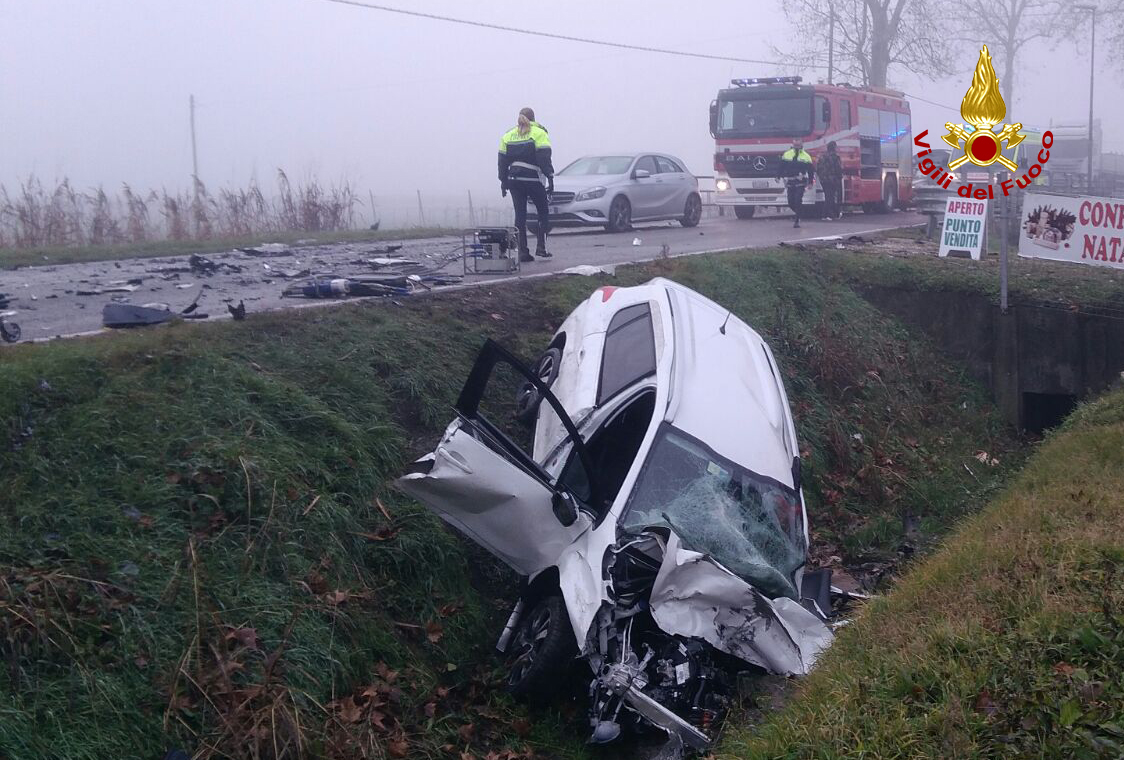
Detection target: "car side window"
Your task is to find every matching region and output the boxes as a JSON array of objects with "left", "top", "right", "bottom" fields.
[
  {"left": 655, "top": 157, "right": 679, "bottom": 174},
  {"left": 635, "top": 156, "right": 659, "bottom": 176},
  {"left": 598, "top": 303, "right": 656, "bottom": 405}
]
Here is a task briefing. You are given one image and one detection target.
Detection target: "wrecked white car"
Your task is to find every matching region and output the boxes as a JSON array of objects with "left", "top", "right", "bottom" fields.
[{"left": 398, "top": 278, "right": 833, "bottom": 751}]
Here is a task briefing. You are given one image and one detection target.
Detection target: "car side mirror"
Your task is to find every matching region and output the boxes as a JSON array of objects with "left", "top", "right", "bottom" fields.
[
  {"left": 633, "top": 169, "right": 651, "bottom": 180},
  {"left": 552, "top": 491, "right": 578, "bottom": 527}
]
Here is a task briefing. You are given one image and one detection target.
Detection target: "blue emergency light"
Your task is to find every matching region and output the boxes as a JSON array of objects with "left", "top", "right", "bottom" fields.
[{"left": 731, "top": 76, "right": 803, "bottom": 87}]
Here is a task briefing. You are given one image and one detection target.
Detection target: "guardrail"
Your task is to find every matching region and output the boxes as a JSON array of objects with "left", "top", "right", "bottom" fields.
[{"left": 914, "top": 184, "right": 955, "bottom": 240}]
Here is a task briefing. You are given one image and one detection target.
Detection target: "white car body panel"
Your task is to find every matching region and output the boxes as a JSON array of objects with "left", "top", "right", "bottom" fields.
[
  {"left": 398, "top": 420, "right": 592, "bottom": 576},
  {"left": 397, "top": 278, "right": 830, "bottom": 686}
]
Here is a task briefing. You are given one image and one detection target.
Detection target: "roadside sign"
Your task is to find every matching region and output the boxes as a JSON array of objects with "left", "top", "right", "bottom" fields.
[
  {"left": 939, "top": 198, "right": 988, "bottom": 260},
  {"left": 1019, "top": 192, "right": 1124, "bottom": 269}
]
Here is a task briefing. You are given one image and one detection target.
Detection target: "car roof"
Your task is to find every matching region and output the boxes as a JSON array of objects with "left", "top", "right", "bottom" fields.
[{"left": 651, "top": 278, "right": 797, "bottom": 487}]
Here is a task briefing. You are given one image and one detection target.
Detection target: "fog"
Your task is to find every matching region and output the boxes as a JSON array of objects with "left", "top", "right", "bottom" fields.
[{"left": 2, "top": 0, "right": 1120, "bottom": 225}]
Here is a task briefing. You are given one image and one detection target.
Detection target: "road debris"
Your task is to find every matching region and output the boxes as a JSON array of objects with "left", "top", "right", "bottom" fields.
[
  {"left": 237, "top": 243, "right": 291, "bottom": 257},
  {"left": 102, "top": 303, "right": 177, "bottom": 328},
  {"left": 228, "top": 300, "right": 246, "bottom": 321},
  {"left": 561, "top": 264, "right": 617, "bottom": 276},
  {"left": 189, "top": 254, "right": 243, "bottom": 276}
]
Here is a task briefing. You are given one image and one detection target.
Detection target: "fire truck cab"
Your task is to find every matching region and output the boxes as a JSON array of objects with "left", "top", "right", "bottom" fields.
[{"left": 710, "top": 77, "right": 913, "bottom": 219}]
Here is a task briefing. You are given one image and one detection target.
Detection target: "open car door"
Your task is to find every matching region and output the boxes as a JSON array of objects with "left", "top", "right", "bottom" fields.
[{"left": 397, "top": 340, "right": 599, "bottom": 576}]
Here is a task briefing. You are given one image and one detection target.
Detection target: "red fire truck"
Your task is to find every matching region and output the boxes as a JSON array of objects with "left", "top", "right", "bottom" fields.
[{"left": 709, "top": 76, "right": 913, "bottom": 218}]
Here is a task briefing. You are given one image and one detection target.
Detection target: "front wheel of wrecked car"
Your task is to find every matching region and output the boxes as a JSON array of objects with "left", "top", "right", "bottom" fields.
[
  {"left": 514, "top": 347, "right": 562, "bottom": 425},
  {"left": 506, "top": 595, "right": 575, "bottom": 703}
]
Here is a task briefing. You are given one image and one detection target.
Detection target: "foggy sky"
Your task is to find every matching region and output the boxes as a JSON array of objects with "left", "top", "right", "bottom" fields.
[{"left": 2, "top": 0, "right": 1120, "bottom": 207}]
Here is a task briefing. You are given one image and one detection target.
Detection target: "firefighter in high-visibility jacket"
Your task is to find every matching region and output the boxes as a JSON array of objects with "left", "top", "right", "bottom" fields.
[
  {"left": 778, "top": 139, "right": 814, "bottom": 229},
  {"left": 499, "top": 107, "right": 555, "bottom": 261}
]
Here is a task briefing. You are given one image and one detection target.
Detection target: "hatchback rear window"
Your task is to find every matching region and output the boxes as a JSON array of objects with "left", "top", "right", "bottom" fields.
[{"left": 599, "top": 304, "right": 656, "bottom": 404}]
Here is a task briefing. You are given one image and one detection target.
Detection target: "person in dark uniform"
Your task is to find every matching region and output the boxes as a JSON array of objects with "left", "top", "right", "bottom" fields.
[
  {"left": 499, "top": 107, "right": 554, "bottom": 261},
  {"left": 778, "top": 138, "right": 814, "bottom": 228},
  {"left": 818, "top": 141, "right": 844, "bottom": 220}
]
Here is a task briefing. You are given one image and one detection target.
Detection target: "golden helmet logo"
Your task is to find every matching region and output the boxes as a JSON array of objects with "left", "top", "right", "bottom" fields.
[
  {"left": 942, "top": 46, "right": 1025, "bottom": 171},
  {"left": 914, "top": 45, "right": 1053, "bottom": 200}
]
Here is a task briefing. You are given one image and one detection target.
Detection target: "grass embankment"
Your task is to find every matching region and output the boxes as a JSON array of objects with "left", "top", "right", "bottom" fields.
[
  {"left": 0, "top": 227, "right": 455, "bottom": 270},
  {"left": 0, "top": 248, "right": 1023, "bottom": 758},
  {"left": 858, "top": 228, "right": 1124, "bottom": 308},
  {"left": 721, "top": 389, "right": 1124, "bottom": 760}
]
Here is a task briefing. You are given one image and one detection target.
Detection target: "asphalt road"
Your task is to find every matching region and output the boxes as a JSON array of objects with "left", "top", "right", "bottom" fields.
[{"left": 0, "top": 209, "right": 922, "bottom": 342}]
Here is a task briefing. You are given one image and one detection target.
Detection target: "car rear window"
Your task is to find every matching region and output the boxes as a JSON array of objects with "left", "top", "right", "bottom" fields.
[
  {"left": 656, "top": 157, "right": 681, "bottom": 174},
  {"left": 598, "top": 304, "right": 656, "bottom": 405}
]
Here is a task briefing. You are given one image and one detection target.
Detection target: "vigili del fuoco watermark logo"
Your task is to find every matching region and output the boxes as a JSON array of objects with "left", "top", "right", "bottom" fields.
[{"left": 914, "top": 45, "right": 1053, "bottom": 199}]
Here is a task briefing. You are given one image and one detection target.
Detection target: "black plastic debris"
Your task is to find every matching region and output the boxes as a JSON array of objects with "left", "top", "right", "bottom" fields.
[
  {"left": 102, "top": 303, "right": 176, "bottom": 328},
  {"left": 228, "top": 300, "right": 246, "bottom": 321},
  {"left": 237, "top": 243, "right": 290, "bottom": 257},
  {"left": 189, "top": 254, "right": 243, "bottom": 275}
]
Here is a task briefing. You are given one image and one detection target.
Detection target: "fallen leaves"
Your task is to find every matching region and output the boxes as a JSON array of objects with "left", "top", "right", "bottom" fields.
[
  {"left": 354, "top": 526, "right": 400, "bottom": 542},
  {"left": 224, "top": 626, "right": 260, "bottom": 650},
  {"left": 974, "top": 450, "right": 1000, "bottom": 467}
]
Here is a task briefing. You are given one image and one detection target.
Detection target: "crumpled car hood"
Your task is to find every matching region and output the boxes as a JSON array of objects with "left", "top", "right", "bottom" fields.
[{"left": 647, "top": 532, "right": 832, "bottom": 676}]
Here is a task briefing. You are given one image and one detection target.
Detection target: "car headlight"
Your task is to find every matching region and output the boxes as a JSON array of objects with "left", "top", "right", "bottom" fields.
[
  {"left": 575, "top": 186, "right": 607, "bottom": 202},
  {"left": 716, "top": 178, "right": 731, "bottom": 192}
]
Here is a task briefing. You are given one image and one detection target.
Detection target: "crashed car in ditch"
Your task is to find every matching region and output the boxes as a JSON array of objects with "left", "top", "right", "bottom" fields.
[{"left": 397, "top": 278, "right": 833, "bottom": 751}]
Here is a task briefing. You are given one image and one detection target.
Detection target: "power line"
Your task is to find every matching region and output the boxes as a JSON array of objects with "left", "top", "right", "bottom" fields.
[
  {"left": 320, "top": 0, "right": 960, "bottom": 111},
  {"left": 320, "top": 0, "right": 806, "bottom": 68}
]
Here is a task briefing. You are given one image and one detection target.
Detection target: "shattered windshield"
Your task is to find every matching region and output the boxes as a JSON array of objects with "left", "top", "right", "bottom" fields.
[
  {"left": 717, "top": 96, "right": 812, "bottom": 139},
  {"left": 621, "top": 425, "right": 805, "bottom": 600}
]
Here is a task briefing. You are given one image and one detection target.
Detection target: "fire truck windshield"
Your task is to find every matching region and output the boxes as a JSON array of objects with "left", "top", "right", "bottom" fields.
[{"left": 716, "top": 94, "right": 812, "bottom": 139}]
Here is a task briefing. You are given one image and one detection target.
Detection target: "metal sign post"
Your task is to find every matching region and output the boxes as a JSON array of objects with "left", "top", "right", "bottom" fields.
[{"left": 999, "top": 171, "right": 1009, "bottom": 313}]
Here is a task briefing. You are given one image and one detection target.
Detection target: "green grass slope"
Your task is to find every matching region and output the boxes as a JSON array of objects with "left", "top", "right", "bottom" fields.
[
  {"left": 0, "top": 249, "right": 1023, "bottom": 758},
  {"left": 720, "top": 389, "right": 1124, "bottom": 760}
]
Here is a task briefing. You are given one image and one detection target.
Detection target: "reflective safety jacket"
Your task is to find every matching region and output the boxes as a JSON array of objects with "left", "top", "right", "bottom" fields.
[
  {"left": 780, "top": 148, "right": 814, "bottom": 186},
  {"left": 498, "top": 122, "right": 554, "bottom": 185}
]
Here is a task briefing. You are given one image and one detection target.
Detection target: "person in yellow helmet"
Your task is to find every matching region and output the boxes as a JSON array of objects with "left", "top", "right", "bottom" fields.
[
  {"left": 499, "top": 107, "right": 555, "bottom": 261},
  {"left": 778, "top": 138, "right": 814, "bottom": 229}
]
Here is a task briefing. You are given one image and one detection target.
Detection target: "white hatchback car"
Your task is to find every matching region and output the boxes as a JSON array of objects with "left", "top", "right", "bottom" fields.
[{"left": 398, "top": 279, "right": 833, "bottom": 751}]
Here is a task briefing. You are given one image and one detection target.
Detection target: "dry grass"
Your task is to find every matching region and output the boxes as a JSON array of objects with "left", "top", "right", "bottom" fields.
[{"left": 0, "top": 172, "right": 360, "bottom": 251}]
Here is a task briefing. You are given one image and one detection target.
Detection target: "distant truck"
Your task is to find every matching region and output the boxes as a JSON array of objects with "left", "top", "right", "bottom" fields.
[
  {"left": 709, "top": 76, "right": 913, "bottom": 218},
  {"left": 1007, "top": 123, "right": 1102, "bottom": 192}
]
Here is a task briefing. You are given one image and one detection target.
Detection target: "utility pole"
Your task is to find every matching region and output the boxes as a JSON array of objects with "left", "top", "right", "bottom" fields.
[
  {"left": 827, "top": 4, "right": 835, "bottom": 85},
  {"left": 189, "top": 94, "right": 199, "bottom": 187},
  {"left": 416, "top": 190, "right": 426, "bottom": 227},
  {"left": 1076, "top": 5, "right": 1096, "bottom": 195},
  {"left": 467, "top": 190, "right": 477, "bottom": 227}
]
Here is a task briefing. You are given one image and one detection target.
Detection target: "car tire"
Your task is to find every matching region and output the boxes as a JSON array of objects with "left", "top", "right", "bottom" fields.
[
  {"left": 733, "top": 206, "right": 756, "bottom": 220},
  {"left": 679, "top": 193, "right": 702, "bottom": 227},
  {"left": 606, "top": 196, "right": 632, "bottom": 232},
  {"left": 514, "top": 347, "right": 562, "bottom": 426},
  {"left": 868, "top": 178, "right": 898, "bottom": 214},
  {"left": 506, "top": 595, "right": 576, "bottom": 703},
  {"left": 1, "top": 321, "right": 21, "bottom": 343}
]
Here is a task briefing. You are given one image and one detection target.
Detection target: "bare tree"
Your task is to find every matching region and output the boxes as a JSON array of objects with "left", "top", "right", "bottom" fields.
[
  {"left": 953, "top": 0, "right": 1072, "bottom": 110},
  {"left": 776, "top": 0, "right": 954, "bottom": 88}
]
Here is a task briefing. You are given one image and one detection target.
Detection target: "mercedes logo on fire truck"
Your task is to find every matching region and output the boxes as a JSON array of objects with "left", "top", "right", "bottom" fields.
[{"left": 752, "top": 156, "right": 767, "bottom": 172}]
